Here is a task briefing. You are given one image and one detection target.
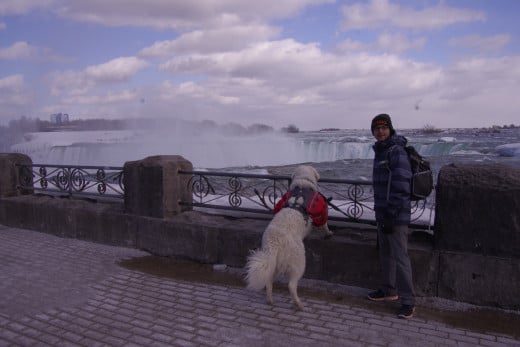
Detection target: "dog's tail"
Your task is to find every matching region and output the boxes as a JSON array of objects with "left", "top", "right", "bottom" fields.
[{"left": 245, "top": 249, "right": 277, "bottom": 291}]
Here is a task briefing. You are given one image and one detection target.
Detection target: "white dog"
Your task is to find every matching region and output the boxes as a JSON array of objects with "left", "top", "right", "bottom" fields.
[{"left": 245, "top": 165, "right": 333, "bottom": 310}]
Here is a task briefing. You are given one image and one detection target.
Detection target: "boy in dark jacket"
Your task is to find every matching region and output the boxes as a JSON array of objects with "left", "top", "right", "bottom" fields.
[{"left": 368, "top": 113, "right": 416, "bottom": 319}]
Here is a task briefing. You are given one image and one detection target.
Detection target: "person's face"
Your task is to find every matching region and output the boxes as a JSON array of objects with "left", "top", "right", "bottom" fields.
[{"left": 373, "top": 125, "right": 391, "bottom": 142}]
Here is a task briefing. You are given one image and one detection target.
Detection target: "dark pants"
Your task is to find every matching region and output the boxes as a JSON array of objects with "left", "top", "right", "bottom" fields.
[{"left": 377, "top": 224, "right": 416, "bottom": 306}]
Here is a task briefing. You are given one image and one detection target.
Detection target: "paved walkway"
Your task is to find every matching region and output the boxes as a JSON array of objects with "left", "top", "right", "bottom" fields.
[{"left": 1, "top": 225, "right": 519, "bottom": 347}]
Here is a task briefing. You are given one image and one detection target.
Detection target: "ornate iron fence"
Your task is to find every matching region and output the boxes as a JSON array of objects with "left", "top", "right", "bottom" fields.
[
  {"left": 16, "top": 163, "right": 125, "bottom": 199},
  {"left": 14, "top": 163, "right": 434, "bottom": 229},
  {"left": 179, "top": 170, "right": 435, "bottom": 230}
]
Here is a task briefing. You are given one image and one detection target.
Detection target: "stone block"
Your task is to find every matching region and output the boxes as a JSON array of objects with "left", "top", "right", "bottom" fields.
[
  {"left": 124, "top": 155, "right": 193, "bottom": 218},
  {"left": 434, "top": 164, "right": 520, "bottom": 257},
  {"left": 0, "top": 153, "right": 32, "bottom": 197},
  {"left": 438, "top": 251, "right": 520, "bottom": 309}
]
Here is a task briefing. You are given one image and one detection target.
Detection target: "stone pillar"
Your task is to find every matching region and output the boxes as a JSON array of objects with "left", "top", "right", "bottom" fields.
[
  {"left": 434, "top": 163, "right": 520, "bottom": 257},
  {"left": 0, "top": 153, "right": 33, "bottom": 198},
  {"left": 123, "top": 155, "right": 193, "bottom": 218}
]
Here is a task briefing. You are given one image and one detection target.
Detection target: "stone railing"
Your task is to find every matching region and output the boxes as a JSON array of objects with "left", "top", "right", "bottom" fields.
[{"left": 1, "top": 153, "right": 519, "bottom": 310}]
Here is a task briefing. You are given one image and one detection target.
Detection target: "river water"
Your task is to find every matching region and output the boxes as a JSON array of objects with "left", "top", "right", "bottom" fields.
[{"left": 10, "top": 127, "right": 520, "bottom": 182}]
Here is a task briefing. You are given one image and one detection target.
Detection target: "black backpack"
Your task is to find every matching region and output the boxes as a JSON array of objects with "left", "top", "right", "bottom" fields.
[
  {"left": 404, "top": 146, "right": 434, "bottom": 200},
  {"left": 387, "top": 145, "right": 434, "bottom": 201}
]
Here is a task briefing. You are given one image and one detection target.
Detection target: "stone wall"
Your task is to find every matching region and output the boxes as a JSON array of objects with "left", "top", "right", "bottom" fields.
[
  {"left": 0, "top": 153, "right": 519, "bottom": 310},
  {"left": 434, "top": 163, "right": 520, "bottom": 307}
]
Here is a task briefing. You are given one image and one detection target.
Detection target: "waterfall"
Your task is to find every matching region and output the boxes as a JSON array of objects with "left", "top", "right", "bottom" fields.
[{"left": 10, "top": 129, "right": 499, "bottom": 168}]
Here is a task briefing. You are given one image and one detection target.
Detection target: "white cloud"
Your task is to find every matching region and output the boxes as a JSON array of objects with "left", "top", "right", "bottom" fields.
[
  {"left": 0, "top": 74, "right": 28, "bottom": 106},
  {"left": 340, "top": 0, "right": 486, "bottom": 31},
  {"left": 0, "top": 41, "right": 70, "bottom": 62},
  {"left": 0, "top": 41, "right": 39, "bottom": 60},
  {"left": 1, "top": 0, "right": 519, "bottom": 130},
  {"left": 376, "top": 33, "right": 426, "bottom": 53},
  {"left": 140, "top": 25, "right": 280, "bottom": 57},
  {"left": 50, "top": 57, "right": 148, "bottom": 96},
  {"left": 338, "top": 33, "right": 426, "bottom": 54},
  {"left": 449, "top": 34, "right": 511, "bottom": 53},
  {"left": 54, "top": 0, "right": 334, "bottom": 30},
  {"left": 84, "top": 57, "right": 148, "bottom": 83},
  {"left": 0, "top": 74, "right": 24, "bottom": 91},
  {"left": 62, "top": 89, "right": 140, "bottom": 105}
]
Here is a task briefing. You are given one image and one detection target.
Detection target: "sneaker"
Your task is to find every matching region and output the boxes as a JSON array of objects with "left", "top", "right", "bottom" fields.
[
  {"left": 397, "top": 305, "right": 415, "bottom": 319},
  {"left": 367, "top": 289, "right": 399, "bottom": 302}
]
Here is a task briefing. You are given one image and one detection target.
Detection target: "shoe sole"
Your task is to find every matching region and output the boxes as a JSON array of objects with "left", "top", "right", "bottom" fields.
[
  {"left": 398, "top": 313, "right": 414, "bottom": 319},
  {"left": 398, "top": 308, "right": 415, "bottom": 319},
  {"left": 367, "top": 295, "right": 399, "bottom": 302}
]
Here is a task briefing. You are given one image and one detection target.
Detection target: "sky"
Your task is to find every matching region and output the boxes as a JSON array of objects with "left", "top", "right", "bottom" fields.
[{"left": 1, "top": 0, "right": 519, "bottom": 131}]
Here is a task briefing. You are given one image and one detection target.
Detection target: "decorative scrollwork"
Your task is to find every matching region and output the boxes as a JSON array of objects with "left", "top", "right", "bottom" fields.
[
  {"left": 188, "top": 175, "right": 213, "bottom": 198},
  {"left": 16, "top": 164, "right": 124, "bottom": 198},
  {"left": 228, "top": 177, "right": 242, "bottom": 191},
  {"left": 55, "top": 169, "right": 70, "bottom": 191},
  {"left": 264, "top": 185, "right": 285, "bottom": 207},
  {"left": 70, "top": 169, "right": 87, "bottom": 192},
  {"left": 96, "top": 169, "right": 106, "bottom": 180},
  {"left": 347, "top": 184, "right": 365, "bottom": 200},
  {"left": 346, "top": 202, "right": 363, "bottom": 219},
  {"left": 411, "top": 199, "right": 427, "bottom": 221},
  {"left": 229, "top": 193, "right": 242, "bottom": 207}
]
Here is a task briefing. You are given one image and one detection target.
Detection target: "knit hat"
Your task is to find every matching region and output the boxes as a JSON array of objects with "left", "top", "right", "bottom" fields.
[{"left": 371, "top": 113, "right": 395, "bottom": 135}]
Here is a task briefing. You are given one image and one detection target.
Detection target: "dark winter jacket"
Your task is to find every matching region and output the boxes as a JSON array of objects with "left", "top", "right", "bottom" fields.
[{"left": 372, "top": 134, "right": 412, "bottom": 225}]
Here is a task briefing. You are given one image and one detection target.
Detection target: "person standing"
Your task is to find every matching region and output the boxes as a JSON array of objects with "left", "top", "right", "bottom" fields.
[{"left": 367, "top": 113, "right": 416, "bottom": 319}]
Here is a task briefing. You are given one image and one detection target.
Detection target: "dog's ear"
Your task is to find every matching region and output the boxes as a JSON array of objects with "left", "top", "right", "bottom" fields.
[{"left": 313, "top": 167, "right": 320, "bottom": 181}]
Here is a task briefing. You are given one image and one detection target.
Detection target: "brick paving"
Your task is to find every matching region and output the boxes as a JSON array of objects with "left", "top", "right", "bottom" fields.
[{"left": 1, "top": 224, "right": 519, "bottom": 347}]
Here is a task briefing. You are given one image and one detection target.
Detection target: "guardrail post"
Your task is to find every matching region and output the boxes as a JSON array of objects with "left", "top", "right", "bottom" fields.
[
  {"left": 123, "top": 155, "right": 193, "bottom": 218},
  {"left": 0, "top": 153, "right": 33, "bottom": 198}
]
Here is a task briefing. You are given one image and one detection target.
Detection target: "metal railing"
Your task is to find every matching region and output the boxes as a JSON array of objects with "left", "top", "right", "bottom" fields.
[
  {"left": 179, "top": 170, "right": 434, "bottom": 230},
  {"left": 14, "top": 164, "right": 434, "bottom": 230},
  {"left": 16, "top": 163, "right": 125, "bottom": 199}
]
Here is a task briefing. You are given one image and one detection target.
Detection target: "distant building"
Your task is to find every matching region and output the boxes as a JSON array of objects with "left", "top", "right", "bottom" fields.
[{"left": 50, "top": 113, "right": 70, "bottom": 124}]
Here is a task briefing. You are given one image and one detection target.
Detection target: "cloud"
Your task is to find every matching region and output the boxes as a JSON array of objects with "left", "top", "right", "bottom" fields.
[
  {"left": 155, "top": 38, "right": 444, "bottom": 117},
  {"left": 54, "top": 0, "right": 334, "bottom": 30},
  {"left": 449, "top": 34, "right": 511, "bottom": 53},
  {"left": 49, "top": 57, "right": 148, "bottom": 96},
  {"left": 376, "top": 33, "right": 426, "bottom": 53},
  {"left": 0, "top": 74, "right": 24, "bottom": 91},
  {"left": 0, "top": 41, "right": 40, "bottom": 60},
  {"left": 0, "top": 41, "right": 70, "bottom": 62},
  {"left": 140, "top": 25, "right": 280, "bottom": 57},
  {"left": 340, "top": 0, "right": 486, "bottom": 31},
  {"left": 0, "top": 74, "right": 28, "bottom": 106},
  {"left": 0, "top": 0, "right": 54, "bottom": 16},
  {"left": 338, "top": 33, "right": 426, "bottom": 53},
  {"left": 61, "top": 89, "right": 140, "bottom": 105}
]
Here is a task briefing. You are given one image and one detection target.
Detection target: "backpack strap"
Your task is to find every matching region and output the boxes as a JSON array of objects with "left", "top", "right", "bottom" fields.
[{"left": 385, "top": 145, "right": 397, "bottom": 203}]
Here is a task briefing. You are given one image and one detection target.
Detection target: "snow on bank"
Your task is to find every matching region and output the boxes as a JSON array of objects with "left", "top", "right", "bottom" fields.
[{"left": 495, "top": 143, "right": 520, "bottom": 157}]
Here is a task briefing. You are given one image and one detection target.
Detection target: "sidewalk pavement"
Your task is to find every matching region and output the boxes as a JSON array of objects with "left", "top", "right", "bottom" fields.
[{"left": 1, "top": 225, "right": 519, "bottom": 347}]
